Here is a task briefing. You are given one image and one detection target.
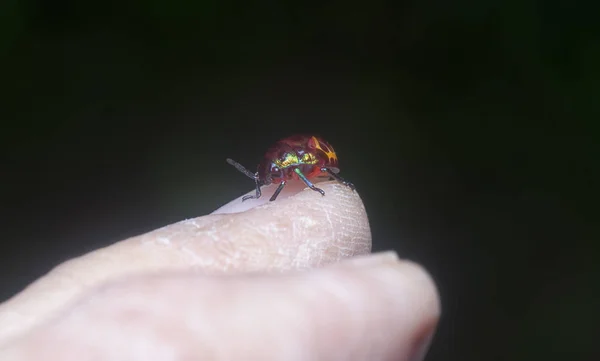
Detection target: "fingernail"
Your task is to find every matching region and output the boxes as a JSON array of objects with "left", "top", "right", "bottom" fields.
[{"left": 338, "top": 251, "right": 400, "bottom": 268}]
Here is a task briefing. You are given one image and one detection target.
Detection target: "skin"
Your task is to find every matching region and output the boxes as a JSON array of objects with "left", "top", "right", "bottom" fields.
[{"left": 0, "top": 181, "right": 440, "bottom": 361}]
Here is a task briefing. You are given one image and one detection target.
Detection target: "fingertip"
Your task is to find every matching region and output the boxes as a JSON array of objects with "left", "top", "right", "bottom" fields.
[
  {"left": 307, "top": 255, "right": 441, "bottom": 361},
  {"left": 210, "top": 182, "right": 304, "bottom": 214},
  {"left": 0, "top": 181, "right": 370, "bottom": 345},
  {"left": 211, "top": 181, "right": 372, "bottom": 267},
  {"left": 212, "top": 180, "right": 362, "bottom": 215}
]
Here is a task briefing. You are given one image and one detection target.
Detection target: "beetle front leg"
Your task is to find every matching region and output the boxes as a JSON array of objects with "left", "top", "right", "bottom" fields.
[
  {"left": 226, "top": 158, "right": 257, "bottom": 179},
  {"left": 242, "top": 177, "right": 262, "bottom": 201},
  {"left": 322, "top": 167, "right": 355, "bottom": 190},
  {"left": 269, "top": 181, "right": 286, "bottom": 201},
  {"left": 294, "top": 168, "right": 325, "bottom": 196}
]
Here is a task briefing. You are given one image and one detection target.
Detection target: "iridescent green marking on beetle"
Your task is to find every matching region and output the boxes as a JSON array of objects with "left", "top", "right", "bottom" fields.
[
  {"left": 301, "top": 152, "right": 318, "bottom": 164},
  {"left": 274, "top": 152, "right": 300, "bottom": 169},
  {"left": 274, "top": 151, "right": 319, "bottom": 169}
]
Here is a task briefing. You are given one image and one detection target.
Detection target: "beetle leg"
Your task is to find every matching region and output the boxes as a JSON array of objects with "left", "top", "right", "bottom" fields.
[
  {"left": 242, "top": 177, "right": 262, "bottom": 201},
  {"left": 294, "top": 168, "right": 325, "bottom": 196},
  {"left": 269, "top": 180, "right": 286, "bottom": 201},
  {"left": 226, "top": 158, "right": 256, "bottom": 179},
  {"left": 321, "top": 167, "right": 356, "bottom": 190}
]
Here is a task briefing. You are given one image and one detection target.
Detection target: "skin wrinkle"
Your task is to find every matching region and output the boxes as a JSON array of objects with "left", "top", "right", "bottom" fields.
[{"left": 0, "top": 181, "right": 371, "bottom": 345}]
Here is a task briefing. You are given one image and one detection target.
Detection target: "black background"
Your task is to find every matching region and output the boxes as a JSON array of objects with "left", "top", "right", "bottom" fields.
[{"left": 1, "top": 1, "right": 598, "bottom": 360}]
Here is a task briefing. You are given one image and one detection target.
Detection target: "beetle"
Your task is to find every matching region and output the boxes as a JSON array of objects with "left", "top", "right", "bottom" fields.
[{"left": 226, "top": 135, "right": 355, "bottom": 201}]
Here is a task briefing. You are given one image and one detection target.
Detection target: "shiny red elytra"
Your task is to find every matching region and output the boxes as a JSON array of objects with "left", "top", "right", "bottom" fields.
[{"left": 227, "top": 135, "right": 355, "bottom": 201}]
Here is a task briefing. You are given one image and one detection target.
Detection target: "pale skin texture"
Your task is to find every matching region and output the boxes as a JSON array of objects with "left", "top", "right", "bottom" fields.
[{"left": 0, "top": 181, "right": 441, "bottom": 361}]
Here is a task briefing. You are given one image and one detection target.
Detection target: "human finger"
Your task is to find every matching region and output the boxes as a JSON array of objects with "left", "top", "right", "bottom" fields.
[
  {"left": 0, "top": 181, "right": 371, "bottom": 343},
  {"left": 0, "top": 252, "right": 440, "bottom": 361}
]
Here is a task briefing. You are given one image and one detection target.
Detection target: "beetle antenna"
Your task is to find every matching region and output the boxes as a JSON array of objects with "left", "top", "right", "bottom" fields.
[{"left": 226, "top": 158, "right": 257, "bottom": 179}]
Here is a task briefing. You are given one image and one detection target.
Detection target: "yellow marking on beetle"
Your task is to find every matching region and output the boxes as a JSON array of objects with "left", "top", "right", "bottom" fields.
[
  {"left": 274, "top": 152, "right": 300, "bottom": 169},
  {"left": 301, "top": 152, "right": 318, "bottom": 164},
  {"left": 311, "top": 136, "right": 338, "bottom": 163}
]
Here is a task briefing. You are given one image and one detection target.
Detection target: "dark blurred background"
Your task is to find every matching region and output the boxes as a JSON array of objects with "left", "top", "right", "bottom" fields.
[{"left": 1, "top": 0, "right": 598, "bottom": 360}]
